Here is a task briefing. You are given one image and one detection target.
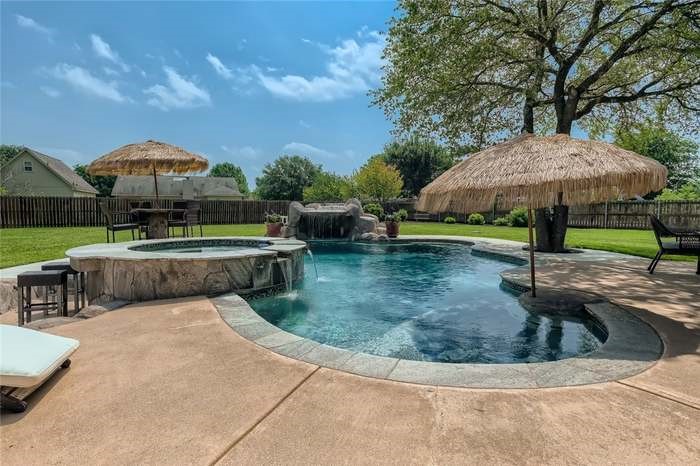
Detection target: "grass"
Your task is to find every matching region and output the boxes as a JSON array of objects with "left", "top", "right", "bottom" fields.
[{"left": 0, "top": 221, "right": 690, "bottom": 269}]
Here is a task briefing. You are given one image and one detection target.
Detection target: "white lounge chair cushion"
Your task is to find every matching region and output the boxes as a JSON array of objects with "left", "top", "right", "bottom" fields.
[{"left": 0, "top": 324, "right": 79, "bottom": 388}]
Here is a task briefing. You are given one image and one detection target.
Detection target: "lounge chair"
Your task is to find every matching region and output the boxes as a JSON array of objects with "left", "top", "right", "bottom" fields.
[
  {"left": 648, "top": 215, "right": 700, "bottom": 274},
  {"left": 0, "top": 325, "right": 79, "bottom": 413}
]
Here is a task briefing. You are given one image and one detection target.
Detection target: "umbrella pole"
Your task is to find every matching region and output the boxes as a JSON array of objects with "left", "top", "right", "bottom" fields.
[
  {"left": 527, "top": 207, "right": 536, "bottom": 297},
  {"left": 152, "top": 165, "right": 160, "bottom": 208}
]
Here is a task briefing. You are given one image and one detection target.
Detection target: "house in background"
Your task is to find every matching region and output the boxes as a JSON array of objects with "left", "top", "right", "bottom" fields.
[
  {"left": 111, "top": 175, "right": 245, "bottom": 200},
  {"left": 0, "top": 147, "right": 98, "bottom": 197}
]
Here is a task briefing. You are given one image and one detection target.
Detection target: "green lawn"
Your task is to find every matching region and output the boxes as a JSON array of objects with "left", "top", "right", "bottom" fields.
[{"left": 0, "top": 222, "right": 685, "bottom": 269}]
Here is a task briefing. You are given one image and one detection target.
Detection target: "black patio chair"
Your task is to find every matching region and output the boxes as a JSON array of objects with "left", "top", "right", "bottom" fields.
[
  {"left": 648, "top": 215, "right": 700, "bottom": 274},
  {"left": 129, "top": 200, "right": 151, "bottom": 237},
  {"left": 185, "top": 201, "right": 203, "bottom": 237},
  {"left": 99, "top": 201, "right": 140, "bottom": 243},
  {"left": 168, "top": 201, "right": 189, "bottom": 238}
]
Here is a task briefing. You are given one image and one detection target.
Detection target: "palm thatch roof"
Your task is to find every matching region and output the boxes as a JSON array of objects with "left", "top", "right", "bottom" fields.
[
  {"left": 417, "top": 133, "right": 667, "bottom": 213},
  {"left": 87, "top": 140, "right": 208, "bottom": 176}
]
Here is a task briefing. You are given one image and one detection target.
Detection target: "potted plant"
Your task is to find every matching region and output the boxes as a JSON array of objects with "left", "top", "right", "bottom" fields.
[
  {"left": 384, "top": 209, "right": 407, "bottom": 238},
  {"left": 265, "top": 212, "right": 284, "bottom": 237}
]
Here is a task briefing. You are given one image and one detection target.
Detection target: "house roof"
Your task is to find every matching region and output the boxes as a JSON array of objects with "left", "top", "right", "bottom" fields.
[
  {"left": 19, "top": 148, "right": 99, "bottom": 194},
  {"left": 111, "top": 175, "right": 243, "bottom": 198}
]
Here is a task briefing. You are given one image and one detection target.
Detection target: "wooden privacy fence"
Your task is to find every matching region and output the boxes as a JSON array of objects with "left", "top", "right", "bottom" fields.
[
  {"left": 382, "top": 199, "right": 700, "bottom": 230},
  {"left": 2, "top": 196, "right": 699, "bottom": 230},
  {"left": 0, "top": 196, "right": 291, "bottom": 228}
]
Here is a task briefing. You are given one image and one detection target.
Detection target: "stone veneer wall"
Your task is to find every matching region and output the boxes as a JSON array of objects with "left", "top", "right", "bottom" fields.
[{"left": 77, "top": 249, "right": 304, "bottom": 303}]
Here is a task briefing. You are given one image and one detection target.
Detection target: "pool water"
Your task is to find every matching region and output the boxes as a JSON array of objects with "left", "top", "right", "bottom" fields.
[
  {"left": 149, "top": 246, "right": 252, "bottom": 254},
  {"left": 248, "top": 242, "right": 605, "bottom": 364}
]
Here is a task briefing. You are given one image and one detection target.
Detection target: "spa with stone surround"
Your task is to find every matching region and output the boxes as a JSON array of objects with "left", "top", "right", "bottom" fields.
[{"left": 66, "top": 237, "right": 306, "bottom": 303}]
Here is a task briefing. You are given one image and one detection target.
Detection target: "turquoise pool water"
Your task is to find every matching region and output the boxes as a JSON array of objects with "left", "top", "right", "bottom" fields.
[{"left": 248, "top": 242, "right": 605, "bottom": 364}]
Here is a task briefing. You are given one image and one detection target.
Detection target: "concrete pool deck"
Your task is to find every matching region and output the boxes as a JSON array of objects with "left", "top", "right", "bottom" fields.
[{"left": 1, "top": 237, "right": 698, "bottom": 464}]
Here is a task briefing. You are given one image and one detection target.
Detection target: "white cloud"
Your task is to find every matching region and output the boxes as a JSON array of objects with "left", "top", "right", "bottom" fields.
[
  {"left": 102, "top": 67, "right": 119, "bottom": 76},
  {"left": 298, "top": 120, "right": 311, "bottom": 128},
  {"left": 50, "top": 63, "right": 126, "bottom": 102},
  {"left": 40, "top": 86, "right": 61, "bottom": 98},
  {"left": 90, "top": 34, "right": 130, "bottom": 72},
  {"left": 144, "top": 66, "right": 211, "bottom": 111},
  {"left": 221, "top": 145, "right": 261, "bottom": 159},
  {"left": 258, "top": 29, "right": 385, "bottom": 102},
  {"left": 206, "top": 53, "right": 234, "bottom": 80},
  {"left": 16, "top": 15, "right": 53, "bottom": 39},
  {"left": 282, "top": 142, "right": 337, "bottom": 159}
]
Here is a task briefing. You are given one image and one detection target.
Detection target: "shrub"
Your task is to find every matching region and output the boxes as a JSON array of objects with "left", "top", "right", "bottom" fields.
[
  {"left": 265, "top": 212, "right": 282, "bottom": 224},
  {"left": 508, "top": 207, "right": 529, "bottom": 227},
  {"left": 467, "top": 213, "right": 485, "bottom": 225},
  {"left": 384, "top": 211, "right": 402, "bottom": 223},
  {"left": 363, "top": 203, "right": 384, "bottom": 218},
  {"left": 395, "top": 208, "right": 409, "bottom": 222},
  {"left": 493, "top": 216, "right": 510, "bottom": 226},
  {"left": 443, "top": 216, "right": 456, "bottom": 224}
]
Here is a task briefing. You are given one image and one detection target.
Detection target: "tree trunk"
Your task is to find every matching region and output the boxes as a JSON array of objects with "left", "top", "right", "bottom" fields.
[{"left": 534, "top": 193, "right": 569, "bottom": 252}]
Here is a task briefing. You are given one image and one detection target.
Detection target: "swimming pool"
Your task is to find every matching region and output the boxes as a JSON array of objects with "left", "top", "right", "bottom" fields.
[{"left": 248, "top": 241, "right": 606, "bottom": 364}]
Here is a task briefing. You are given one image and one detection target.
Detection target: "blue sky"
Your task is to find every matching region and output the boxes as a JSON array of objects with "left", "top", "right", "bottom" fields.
[{"left": 1, "top": 1, "right": 396, "bottom": 187}]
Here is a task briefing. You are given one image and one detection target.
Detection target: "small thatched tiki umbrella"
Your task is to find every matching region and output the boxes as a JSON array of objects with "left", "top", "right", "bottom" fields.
[
  {"left": 418, "top": 133, "right": 667, "bottom": 297},
  {"left": 88, "top": 140, "right": 208, "bottom": 204}
]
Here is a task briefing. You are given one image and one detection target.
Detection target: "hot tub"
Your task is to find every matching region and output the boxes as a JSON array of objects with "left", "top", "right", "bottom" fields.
[{"left": 66, "top": 237, "right": 306, "bottom": 303}]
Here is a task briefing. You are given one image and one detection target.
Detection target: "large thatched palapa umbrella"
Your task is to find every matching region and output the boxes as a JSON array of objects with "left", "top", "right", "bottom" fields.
[
  {"left": 418, "top": 133, "right": 667, "bottom": 297},
  {"left": 88, "top": 140, "right": 208, "bottom": 204}
]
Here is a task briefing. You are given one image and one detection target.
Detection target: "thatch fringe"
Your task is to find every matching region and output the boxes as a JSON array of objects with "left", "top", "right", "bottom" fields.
[
  {"left": 417, "top": 133, "right": 667, "bottom": 213},
  {"left": 88, "top": 140, "right": 208, "bottom": 176}
]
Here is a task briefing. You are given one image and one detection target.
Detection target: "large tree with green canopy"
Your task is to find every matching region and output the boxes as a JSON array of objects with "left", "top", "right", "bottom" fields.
[
  {"left": 209, "top": 162, "right": 250, "bottom": 196},
  {"left": 375, "top": 0, "right": 700, "bottom": 252},
  {"left": 377, "top": 136, "right": 457, "bottom": 197},
  {"left": 255, "top": 155, "right": 322, "bottom": 201}
]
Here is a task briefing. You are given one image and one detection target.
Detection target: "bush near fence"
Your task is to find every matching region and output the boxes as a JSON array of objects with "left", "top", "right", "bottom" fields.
[{"left": 0, "top": 196, "right": 290, "bottom": 228}]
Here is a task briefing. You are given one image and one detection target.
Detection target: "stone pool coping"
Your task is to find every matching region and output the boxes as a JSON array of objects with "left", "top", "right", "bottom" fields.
[
  {"left": 212, "top": 236, "right": 663, "bottom": 389},
  {"left": 66, "top": 236, "right": 306, "bottom": 262}
]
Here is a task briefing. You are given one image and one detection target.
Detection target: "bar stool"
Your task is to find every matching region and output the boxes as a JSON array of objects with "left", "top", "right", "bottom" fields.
[
  {"left": 16, "top": 270, "right": 68, "bottom": 326},
  {"left": 41, "top": 261, "right": 86, "bottom": 313}
]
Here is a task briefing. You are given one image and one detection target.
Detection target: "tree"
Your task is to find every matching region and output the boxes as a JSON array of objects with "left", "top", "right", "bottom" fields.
[
  {"left": 354, "top": 158, "right": 403, "bottom": 202},
  {"left": 255, "top": 155, "right": 322, "bottom": 201},
  {"left": 615, "top": 124, "right": 699, "bottom": 189},
  {"left": 377, "top": 136, "right": 456, "bottom": 197},
  {"left": 0, "top": 145, "right": 23, "bottom": 166},
  {"left": 376, "top": 0, "right": 699, "bottom": 252},
  {"left": 74, "top": 164, "right": 116, "bottom": 197},
  {"left": 656, "top": 179, "right": 700, "bottom": 200},
  {"left": 209, "top": 162, "right": 250, "bottom": 196},
  {"left": 303, "top": 172, "right": 354, "bottom": 202}
]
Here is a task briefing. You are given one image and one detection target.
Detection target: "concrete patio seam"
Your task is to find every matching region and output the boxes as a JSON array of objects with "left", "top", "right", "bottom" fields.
[
  {"left": 615, "top": 380, "right": 700, "bottom": 411},
  {"left": 209, "top": 365, "right": 321, "bottom": 466}
]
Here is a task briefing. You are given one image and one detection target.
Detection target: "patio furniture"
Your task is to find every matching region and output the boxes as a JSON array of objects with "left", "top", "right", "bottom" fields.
[
  {"left": 412, "top": 212, "right": 432, "bottom": 221},
  {"left": 130, "top": 200, "right": 152, "bottom": 236},
  {"left": 16, "top": 270, "right": 67, "bottom": 326},
  {"left": 648, "top": 215, "right": 700, "bottom": 274},
  {"left": 87, "top": 140, "right": 208, "bottom": 207},
  {"left": 0, "top": 324, "right": 79, "bottom": 413},
  {"left": 185, "top": 201, "right": 203, "bottom": 237},
  {"left": 99, "top": 201, "right": 140, "bottom": 243},
  {"left": 41, "top": 262, "right": 86, "bottom": 313},
  {"left": 130, "top": 208, "right": 185, "bottom": 239},
  {"left": 168, "top": 201, "right": 189, "bottom": 238}
]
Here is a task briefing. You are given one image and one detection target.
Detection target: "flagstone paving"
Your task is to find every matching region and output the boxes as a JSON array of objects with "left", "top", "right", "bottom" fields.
[{"left": 1, "top": 237, "right": 698, "bottom": 465}]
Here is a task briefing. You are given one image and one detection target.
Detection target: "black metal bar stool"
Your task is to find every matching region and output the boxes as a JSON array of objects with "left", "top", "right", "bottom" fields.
[
  {"left": 41, "top": 261, "right": 86, "bottom": 313},
  {"left": 16, "top": 270, "right": 68, "bottom": 326}
]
